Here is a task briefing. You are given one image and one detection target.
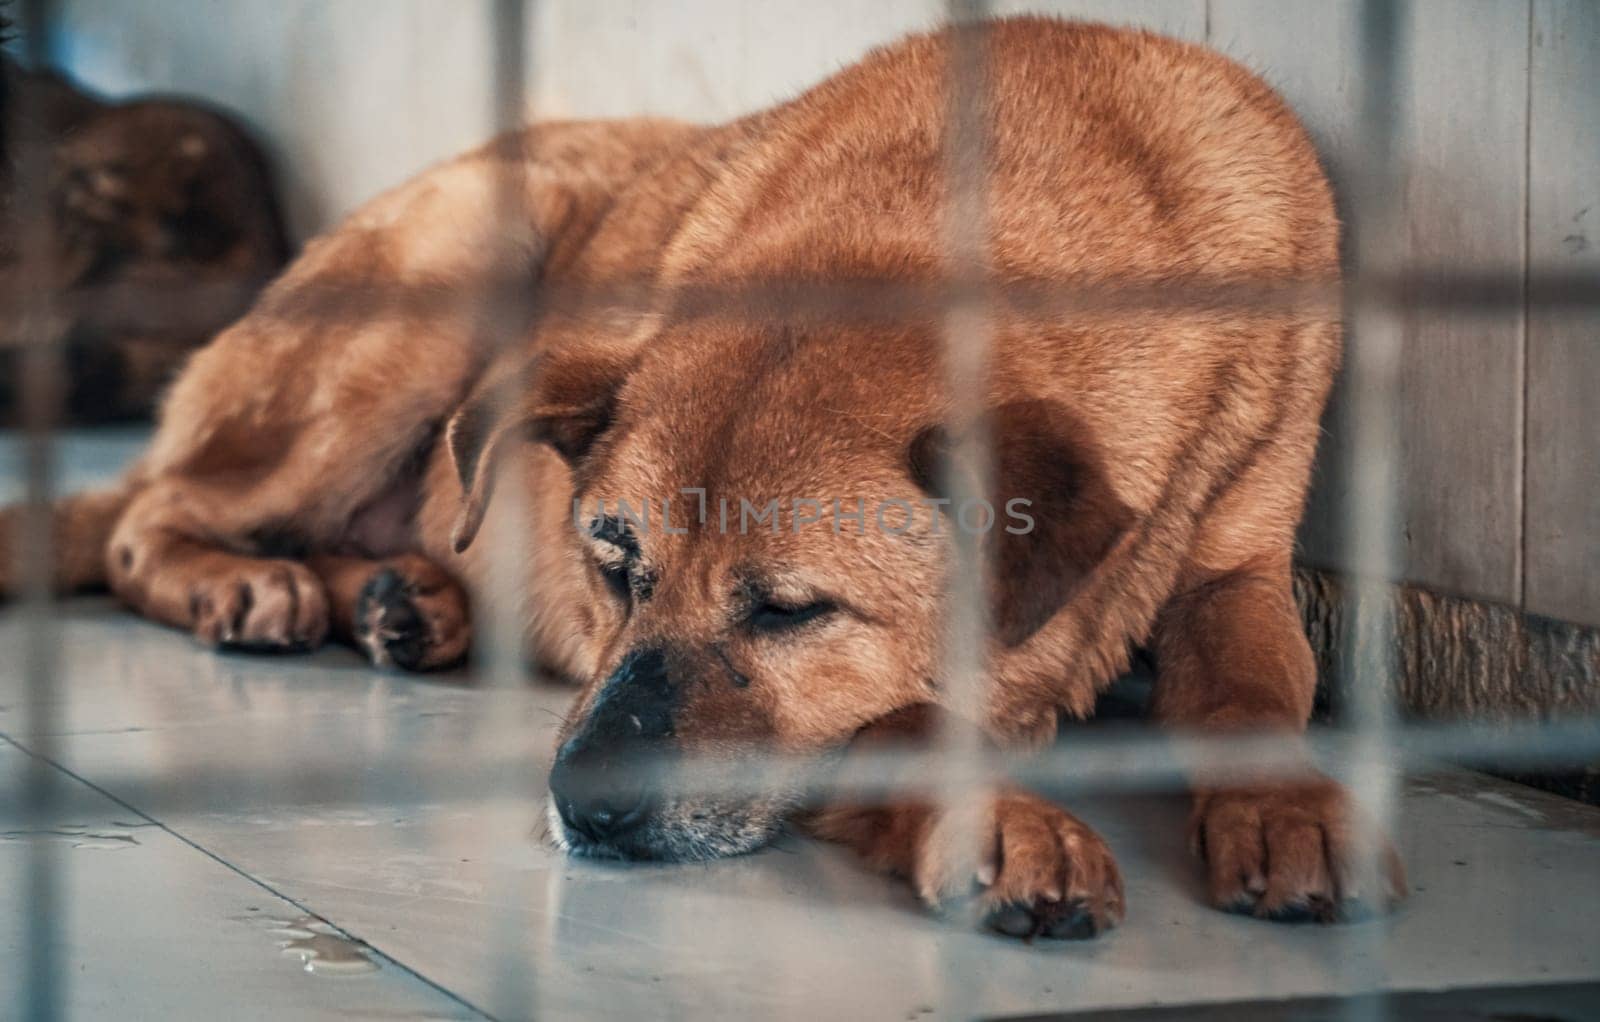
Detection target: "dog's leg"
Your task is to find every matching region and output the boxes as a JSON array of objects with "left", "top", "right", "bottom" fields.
[
  {"left": 1151, "top": 564, "right": 1406, "bottom": 921},
  {"left": 106, "top": 492, "right": 330, "bottom": 651},
  {"left": 107, "top": 476, "right": 473, "bottom": 666},
  {"left": 307, "top": 552, "right": 470, "bottom": 671},
  {"left": 806, "top": 705, "right": 1124, "bottom": 940}
]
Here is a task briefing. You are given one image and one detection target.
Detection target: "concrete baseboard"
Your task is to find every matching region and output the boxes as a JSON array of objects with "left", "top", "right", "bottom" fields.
[{"left": 1294, "top": 564, "right": 1600, "bottom": 803}]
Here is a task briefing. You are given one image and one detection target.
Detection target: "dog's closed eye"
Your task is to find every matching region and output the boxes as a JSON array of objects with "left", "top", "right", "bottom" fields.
[
  {"left": 597, "top": 560, "right": 631, "bottom": 602},
  {"left": 747, "top": 599, "right": 836, "bottom": 633},
  {"left": 586, "top": 515, "right": 654, "bottom": 604}
]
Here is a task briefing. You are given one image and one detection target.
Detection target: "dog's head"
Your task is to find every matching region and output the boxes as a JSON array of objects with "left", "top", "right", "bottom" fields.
[{"left": 446, "top": 322, "right": 1129, "bottom": 861}]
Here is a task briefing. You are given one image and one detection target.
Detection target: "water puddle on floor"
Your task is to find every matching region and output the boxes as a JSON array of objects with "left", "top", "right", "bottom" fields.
[
  {"left": 0, "top": 823, "right": 142, "bottom": 849},
  {"left": 265, "top": 916, "right": 380, "bottom": 976}
]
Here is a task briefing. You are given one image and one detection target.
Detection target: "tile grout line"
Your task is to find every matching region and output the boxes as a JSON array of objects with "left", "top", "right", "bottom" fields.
[{"left": 0, "top": 729, "right": 500, "bottom": 1022}]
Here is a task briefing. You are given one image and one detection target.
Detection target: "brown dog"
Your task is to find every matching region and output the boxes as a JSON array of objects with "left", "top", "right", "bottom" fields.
[
  {"left": 1, "top": 20, "right": 1404, "bottom": 939},
  {"left": 2, "top": 60, "right": 290, "bottom": 423}
]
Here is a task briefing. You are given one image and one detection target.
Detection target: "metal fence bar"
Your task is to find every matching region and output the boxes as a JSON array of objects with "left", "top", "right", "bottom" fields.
[
  {"left": 939, "top": 4, "right": 993, "bottom": 1015},
  {"left": 15, "top": 268, "right": 1600, "bottom": 343},
  {"left": 10, "top": 1, "right": 65, "bottom": 1018},
  {"left": 1341, "top": 1, "right": 1408, "bottom": 1017},
  {"left": 479, "top": 2, "right": 538, "bottom": 1018},
  {"left": 4, "top": 714, "right": 1598, "bottom": 824}
]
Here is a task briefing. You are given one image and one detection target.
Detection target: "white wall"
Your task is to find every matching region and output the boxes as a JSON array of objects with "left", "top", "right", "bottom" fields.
[{"left": 35, "top": 1, "right": 1214, "bottom": 240}]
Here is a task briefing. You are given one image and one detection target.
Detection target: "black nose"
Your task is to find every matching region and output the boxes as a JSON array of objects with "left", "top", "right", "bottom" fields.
[
  {"left": 549, "top": 756, "right": 654, "bottom": 844},
  {"left": 550, "top": 647, "right": 676, "bottom": 848}
]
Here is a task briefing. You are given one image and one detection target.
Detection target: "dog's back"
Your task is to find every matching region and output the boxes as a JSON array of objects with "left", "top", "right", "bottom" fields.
[{"left": 531, "top": 18, "right": 1342, "bottom": 725}]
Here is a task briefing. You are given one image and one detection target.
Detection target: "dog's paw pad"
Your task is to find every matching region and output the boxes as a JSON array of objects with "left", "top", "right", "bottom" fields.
[
  {"left": 355, "top": 568, "right": 429, "bottom": 670},
  {"left": 353, "top": 564, "right": 469, "bottom": 672},
  {"left": 982, "top": 897, "right": 1101, "bottom": 941}
]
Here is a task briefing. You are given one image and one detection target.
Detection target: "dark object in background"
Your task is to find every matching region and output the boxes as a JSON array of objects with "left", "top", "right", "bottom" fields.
[{"left": 1, "top": 54, "right": 289, "bottom": 423}]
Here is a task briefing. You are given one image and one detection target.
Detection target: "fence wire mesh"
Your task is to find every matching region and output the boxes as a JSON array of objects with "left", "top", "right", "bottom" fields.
[{"left": 5, "top": 1, "right": 1599, "bottom": 1019}]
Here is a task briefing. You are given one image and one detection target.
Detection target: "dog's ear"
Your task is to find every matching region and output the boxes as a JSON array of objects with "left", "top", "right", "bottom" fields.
[
  {"left": 909, "top": 398, "right": 1133, "bottom": 648},
  {"left": 445, "top": 346, "right": 633, "bottom": 553}
]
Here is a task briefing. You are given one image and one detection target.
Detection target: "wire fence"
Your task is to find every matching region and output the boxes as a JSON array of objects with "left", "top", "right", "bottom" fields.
[
  {"left": 7, "top": 1, "right": 1600, "bottom": 1019},
  {"left": 13, "top": 0, "right": 67, "bottom": 1016}
]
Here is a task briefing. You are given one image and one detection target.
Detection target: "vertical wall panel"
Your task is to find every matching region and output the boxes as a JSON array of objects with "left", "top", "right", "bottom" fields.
[
  {"left": 49, "top": 0, "right": 955, "bottom": 239},
  {"left": 991, "top": 0, "right": 1206, "bottom": 40},
  {"left": 48, "top": 0, "right": 505, "bottom": 243},
  {"left": 1391, "top": 2, "right": 1529, "bottom": 606},
  {"left": 48, "top": 0, "right": 1206, "bottom": 241},
  {"left": 527, "top": 0, "right": 945, "bottom": 121},
  {"left": 1210, "top": 1, "right": 1529, "bottom": 605},
  {"left": 1526, "top": 0, "right": 1600, "bottom": 626}
]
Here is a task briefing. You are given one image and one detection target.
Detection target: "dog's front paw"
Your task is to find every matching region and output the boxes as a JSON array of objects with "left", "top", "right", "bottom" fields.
[
  {"left": 353, "top": 557, "right": 470, "bottom": 671},
  {"left": 191, "top": 560, "right": 329, "bottom": 651},
  {"left": 1192, "top": 778, "right": 1406, "bottom": 922},
  {"left": 917, "top": 791, "right": 1124, "bottom": 940}
]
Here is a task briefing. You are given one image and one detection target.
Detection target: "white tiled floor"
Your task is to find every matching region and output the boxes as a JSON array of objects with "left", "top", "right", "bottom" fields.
[{"left": 3, "top": 433, "right": 1599, "bottom": 1020}]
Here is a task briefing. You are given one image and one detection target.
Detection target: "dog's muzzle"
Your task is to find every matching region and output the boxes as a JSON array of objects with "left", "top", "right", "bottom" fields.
[
  {"left": 548, "top": 647, "right": 674, "bottom": 856},
  {"left": 546, "top": 646, "right": 788, "bottom": 861}
]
